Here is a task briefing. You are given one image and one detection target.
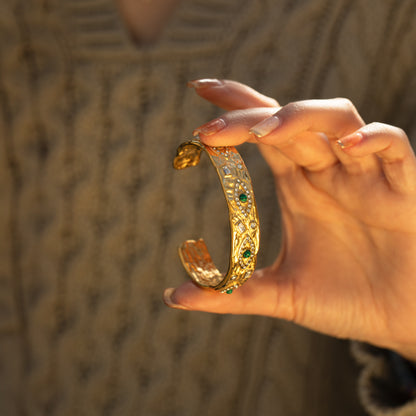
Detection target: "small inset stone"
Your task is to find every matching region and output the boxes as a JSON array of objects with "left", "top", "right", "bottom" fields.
[
  {"left": 226, "top": 288, "right": 233, "bottom": 294},
  {"left": 237, "top": 222, "right": 246, "bottom": 233},
  {"left": 223, "top": 166, "right": 231, "bottom": 175},
  {"left": 243, "top": 249, "right": 251, "bottom": 258},
  {"left": 239, "top": 193, "right": 248, "bottom": 203}
]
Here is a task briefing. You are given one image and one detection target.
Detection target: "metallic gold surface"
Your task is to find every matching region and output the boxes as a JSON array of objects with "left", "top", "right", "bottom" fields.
[{"left": 173, "top": 140, "right": 260, "bottom": 293}]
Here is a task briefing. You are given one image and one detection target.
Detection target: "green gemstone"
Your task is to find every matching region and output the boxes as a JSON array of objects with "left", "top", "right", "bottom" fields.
[
  {"left": 243, "top": 249, "right": 251, "bottom": 258},
  {"left": 226, "top": 288, "right": 233, "bottom": 294},
  {"left": 239, "top": 193, "right": 248, "bottom": 203}
]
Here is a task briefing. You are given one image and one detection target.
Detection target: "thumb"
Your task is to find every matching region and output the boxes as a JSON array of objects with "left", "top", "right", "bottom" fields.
[{"left": 163, "top": 267, "right": 294, "bottom": 318}]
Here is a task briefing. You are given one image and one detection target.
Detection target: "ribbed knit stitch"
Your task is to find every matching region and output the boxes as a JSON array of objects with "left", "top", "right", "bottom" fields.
[{"left": 0, "top": 0, "right": 415, "bottom": 415}]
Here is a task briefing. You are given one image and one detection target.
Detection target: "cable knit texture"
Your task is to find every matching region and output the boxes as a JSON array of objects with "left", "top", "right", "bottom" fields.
[{"left": 0, "top": 0, "right": 415, "bottom": 415}]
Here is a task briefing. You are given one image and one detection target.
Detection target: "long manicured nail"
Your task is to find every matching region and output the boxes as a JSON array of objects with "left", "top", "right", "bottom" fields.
[
  {"left": 193, "top": 118, "right": 226, "bottom": 137},
  {"left": 188, "top": 78, "right": 224, "bottom": 89},
  {"left": 250, "top": 115, "right": 280, "bottom": 138},
  {"left": 163, "top": 288, "right": 190, "bottom": 310},
  {"left": 337, "top": 132, "right": 363, "bottom": 149}
]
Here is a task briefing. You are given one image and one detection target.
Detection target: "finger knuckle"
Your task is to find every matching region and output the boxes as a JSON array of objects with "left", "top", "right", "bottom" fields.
[
  {"left": 335, "top": 97, "right": 355, "bottom": 111},
  {"left": 334, "top": 98, "right": 362, "bottom": 125},
  {"left": 392, "top": 126, "right": 407, "bottom": 141},
  {"left": 365, "top": 121, "right": 386, "bottom": 134},
  {"left": 367, "top": 121, "right": 383, "bottom": 129},
  {"left": 281, "top": 101, "right": 303, "bottom": 117},
  {"left": 367, "top": 122, "right": 408, "bottom": 141}
]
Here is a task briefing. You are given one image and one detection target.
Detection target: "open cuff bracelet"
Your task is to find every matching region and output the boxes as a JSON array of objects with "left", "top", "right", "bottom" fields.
[{"left": 173, "top": 140, "right": 260, "bottom": 294}]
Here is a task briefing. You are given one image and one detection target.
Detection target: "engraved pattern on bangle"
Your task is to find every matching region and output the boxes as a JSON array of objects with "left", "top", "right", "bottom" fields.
[{"left": 173, "top": 140, "right": 260, "bottom": 294}]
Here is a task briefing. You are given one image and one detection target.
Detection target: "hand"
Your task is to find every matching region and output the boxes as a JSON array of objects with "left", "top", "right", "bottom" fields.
[{"left": 164, "top": 79, "right": 416, "bottom": 361}]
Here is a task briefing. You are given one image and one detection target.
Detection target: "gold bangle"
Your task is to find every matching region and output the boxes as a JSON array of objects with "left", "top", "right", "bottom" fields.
[{"left": 173, "top": 140, "right": 260, "bottom": 294}]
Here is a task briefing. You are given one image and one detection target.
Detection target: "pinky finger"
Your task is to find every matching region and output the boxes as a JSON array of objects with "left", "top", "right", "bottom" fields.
[{"left": 338, "top": 122, "right": 416, "bottom": 193}]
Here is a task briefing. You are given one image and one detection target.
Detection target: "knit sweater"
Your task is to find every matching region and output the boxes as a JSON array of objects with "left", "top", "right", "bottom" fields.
[{"left": 0, "top": 0, "right": 415, "bottom": 415}]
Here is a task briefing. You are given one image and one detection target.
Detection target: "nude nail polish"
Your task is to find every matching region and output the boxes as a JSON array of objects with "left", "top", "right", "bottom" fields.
[
  {"left": 163, "top": 288, "right": 190, "bottom": 311},
  {"left": 250, "top": 115, "right": 280, "bottom": 138},
  {"left": 188, "top": 79, "right": 224, "bottom": 89},
  {"left": 193, "top": 118, "right": 226, "bottom": 136},
  {"left": 337, "top": 132, "right": 363, "bottom": 149}
]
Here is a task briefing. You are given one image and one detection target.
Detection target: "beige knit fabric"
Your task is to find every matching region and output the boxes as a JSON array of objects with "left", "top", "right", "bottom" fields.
[
  {"left": 352, "top": 343, "right": 416, "bottom": 416},
  {"left": 1, "top": 0, "right": 416, "bottom": 415}
]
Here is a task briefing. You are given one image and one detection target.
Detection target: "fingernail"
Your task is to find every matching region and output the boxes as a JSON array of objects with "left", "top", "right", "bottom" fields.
[
  {"left": 188, "top": 78, "right": 224, "bottom": 89},
  {"left": 250, "top": 115, "right": 280, "bottom": 138},
  {"left": 163, "top": 288, "right": 190, "bottom": 310},
  {"left": 193, "top": 118, "right": 226, "bottom": 137},
  {"left": 337, "top": 132, "right": 363, "bottom": 149}
]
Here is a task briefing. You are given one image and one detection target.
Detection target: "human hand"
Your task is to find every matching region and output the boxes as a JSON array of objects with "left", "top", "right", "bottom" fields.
[{"left": 164, "top": 79, "right": 416, "bottom": 361}]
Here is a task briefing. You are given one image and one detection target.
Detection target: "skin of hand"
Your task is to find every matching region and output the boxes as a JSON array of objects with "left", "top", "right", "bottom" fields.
[{"left": 164, "top": 79, "right": 416, "bottom": 361}]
